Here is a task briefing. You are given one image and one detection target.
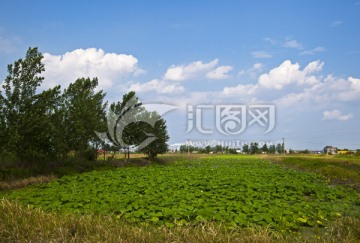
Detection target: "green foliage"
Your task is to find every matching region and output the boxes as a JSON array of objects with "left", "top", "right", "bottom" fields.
[
  {"left": 0, "top": 47, "right": 63, "bottom": 164},
  {"left": 62, "top": 77, "right": 107, "bottom": 157},
  {"left": 276, "top": 143, "right": 284, "bottom": 154},
  {"left": 250, "top": 142, "right": 260, "bottom": 154},
  {"left": 1, "top": 48, "right": 169, "bottom": 169},
  {"left": 138, "top": 114, "right": 169, "bottom": 158},
  {"left": 242, "top": 144, "right": 249, "bottom": 154},
  {"left": 6, "top": 156, "right": 360, "bottom": 232},
  {"left": 107, "top": 91, "right": 169, "bottom": 158},
  {"left": 268, "top": 145, "right": 276, "bottom": 154},
  {"left": 271, "top": 155, "right": 360, "bottom": 185}
]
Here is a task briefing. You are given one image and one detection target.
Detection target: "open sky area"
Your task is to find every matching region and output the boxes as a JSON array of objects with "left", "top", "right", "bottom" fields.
[{"left": 1, "top": 0, "right": 360, "bottom": 150}]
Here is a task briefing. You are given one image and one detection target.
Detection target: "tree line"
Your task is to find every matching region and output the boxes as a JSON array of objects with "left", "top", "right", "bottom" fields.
[
  {"left": 178, "top": 142, "right": 285, "bottom": 154},
  {"left": 0, "top": 47, "right": 169, "bottom": 168}
]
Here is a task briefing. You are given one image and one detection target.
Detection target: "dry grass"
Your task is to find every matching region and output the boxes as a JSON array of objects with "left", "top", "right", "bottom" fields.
[
  {"left": 0, "top": 198, "right": 281, "bottom": 242},
  {"left": 0, "top": 175, "right": 57, "bottom": 191},
  {"left": 1, "top": 198, "right": 359, "bottom": 242}
]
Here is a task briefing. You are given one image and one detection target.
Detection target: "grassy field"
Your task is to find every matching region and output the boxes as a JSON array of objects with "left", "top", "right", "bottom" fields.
[
  {"left": 1, "top": 154, "right": 360, "bottom": 242},
  {"left": 264, "top": 154, "right": 360, "bottom": 191}
]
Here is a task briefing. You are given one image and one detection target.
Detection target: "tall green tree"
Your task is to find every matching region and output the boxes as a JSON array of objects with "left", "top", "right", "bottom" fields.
[
  {"left": 108, "top": 91, "right": 143, "bottom": 150},
  {"left": 137, "top": 111, "right": 169, "bottom": 158},
  {"left": 242, "top": 144, "right": 249, "bottom": 154},
  {"left": 276, "top": 143, "right": 283, "bottom": 154},
  {"left": 62, "top": 77, "right": 107, "bottom": 158},
  {"left": 261, "top": 143, "right": 268, "bottom": 153},
  {"left": 105, "top": 91, "right": 169, "bottom": 159},
  {"left": 268, "top": 144, "right": 276, "bottom": 154},
  {"left": 250, "top": 142, "right": 260, "bottom": 154},
  {"left": 0, "top": 47, "right": 62, "bottom": 165}
]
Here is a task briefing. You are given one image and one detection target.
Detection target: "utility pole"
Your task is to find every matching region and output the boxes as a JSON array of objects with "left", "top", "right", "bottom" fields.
[{"left": 282, "top": 138, "right": 285, "bottom": 155}]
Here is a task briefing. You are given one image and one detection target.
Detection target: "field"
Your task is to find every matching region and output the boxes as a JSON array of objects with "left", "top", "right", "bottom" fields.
[{"left": 2, "top": 155, "right": 360, "bottom": 241}]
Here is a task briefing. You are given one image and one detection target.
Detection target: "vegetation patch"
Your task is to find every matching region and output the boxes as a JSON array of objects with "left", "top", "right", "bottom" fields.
[
  {"left": 265, "top": 155, "right": 360, "bottom": 191},
  {"left": 5, "top": 156, "right": 360, "bottom": 233}
]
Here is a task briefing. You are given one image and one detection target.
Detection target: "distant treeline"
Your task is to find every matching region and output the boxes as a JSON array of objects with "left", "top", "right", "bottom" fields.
[{"left": 178, "top": 142, "right": 285, "bottom": 154}]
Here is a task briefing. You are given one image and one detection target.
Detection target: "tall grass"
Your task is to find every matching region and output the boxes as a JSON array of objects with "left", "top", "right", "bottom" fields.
[
  {"left": 0, "top": 199, "right": 280, "bottom": 242},
  {"left": 264, "top": 155, "right": 360, "bottom": 191},
  {"left": 1, "top": 199, "right": 359, "bottom": 242}
]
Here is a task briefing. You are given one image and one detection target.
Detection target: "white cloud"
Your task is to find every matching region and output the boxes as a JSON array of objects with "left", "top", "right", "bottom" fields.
[
  {"left": 252, "top": 63, "right": 264, "bottom": 70},
  {"left": 258, "top": 60, "right": 323, "bottom": 89},
  {"left": 223, "top": 84, "right": 257, "bottom": 95},
  {"left": 323, "top": 109, "right": 353, "bottom": 121},
  {"left": 251, "top": 51, "right": 272, "bottom": 59},
  {"left": 300, "top": 46, "right": 326, "bottom": 56},
  {"left": 237, "top": 63, "right": 264, "bottom": 79},
  {"left": 206, "top": 65, "right": 233, "bottom": 80},
  {"left": 275, "top": 74, "right": 360, "bottom": 108},
  {"left": 330, "top": 20, "right": 342, "bottom": 27},
  {"left": 42, "top": 48, "right": 143, "bottom": 90},
  {"left": 163, "top": 59, "right": 219, "bottom": 81},
  {"left": 129, "top": 79, "right": 184, "bottom": 94},
  {"left": 284, "top": 39, "right": 303, "bottom": 49},
  {"left": 348, "top": 77, "right": 360, "bottom": 91}
]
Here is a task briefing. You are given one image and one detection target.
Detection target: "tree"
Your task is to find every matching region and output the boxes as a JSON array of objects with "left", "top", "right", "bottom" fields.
[
  {"left": 0, "top": 47, "right": 63, "bottom": 165},
  {"left": 242, "top": 144, "right": 249, "bottom": 154},
  {"left": 62, "top": 77, "right": 107, "bottom": 159},
  {"left": 268, "top": 144, "right": 276, "bottom": 154},
  {"left": 261, "top": 143, "right": 269, "bottom": 153},
  {"left": 137, "top": 112, "right": 169, "bottom": 158},
  {"left": 205, "top": 145, "right": 211, "bottom": 154},
  {"left": 276, "top": 143, "right": 283, "bottom": 154},
  {"left": 250, "top": 142, "right": 260, "bottom": 154},
  {"left": 105, "top": 91, "right": 169, "bottom": 159},
  {"left": 228, "top": 148, "right": 237, "bottom": 154},
  {"left": 108, "top": 91, "right": 142, "bottom": 152}
]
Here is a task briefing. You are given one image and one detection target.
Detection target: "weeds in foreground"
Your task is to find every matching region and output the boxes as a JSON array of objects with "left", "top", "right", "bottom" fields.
[
  {"left": 1, "top": 199, "right": 359, "bottom": 242},
  {"left": 0, "top": 175, "right": 57, "bottom": 191}
]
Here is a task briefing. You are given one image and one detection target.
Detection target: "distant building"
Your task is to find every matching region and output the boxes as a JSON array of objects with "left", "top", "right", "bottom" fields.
[{"left": 323, "top": 146, "right": 338, "bottom": 154}]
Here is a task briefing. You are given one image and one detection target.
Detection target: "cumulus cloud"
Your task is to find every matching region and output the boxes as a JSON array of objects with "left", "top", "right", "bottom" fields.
[
  {"left": 163, "top": 59, "right": 232, "bottom": 81},
  {"left": 251, "top": 51, "right": 272, "bottom": 59},
  {"left": 274, "top": 74, "right": 360, "bottom": 108},
  {"left": 349, "top": 77, "right": 360, "bottom": 91},
  {"left": 206, "top": 66, "right": 233, "bottom": 80},
  {"left": 129, "top": 79, "right": 184, "bottom": 94},
  {"left": 258, "top": 60, "right": 323, "bottom": 89},
  {"left": 42, "top": 48, "right": 144, "bottom": 90},
  {"left": 323, "top": 109, "right": 353, "bottom": 121},
  {"left": 163, "top": 59, "right": 219, "bottom": 81}
]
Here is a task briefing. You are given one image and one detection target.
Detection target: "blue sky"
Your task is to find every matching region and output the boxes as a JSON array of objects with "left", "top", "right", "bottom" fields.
[{"left": 1, "top": 1, "right": 360, "bottom": 150}]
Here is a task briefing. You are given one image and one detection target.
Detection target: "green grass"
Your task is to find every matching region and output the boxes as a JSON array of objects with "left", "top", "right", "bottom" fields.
[{"left": 265, "top": 155, "right": 360, "bottom": 191}]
